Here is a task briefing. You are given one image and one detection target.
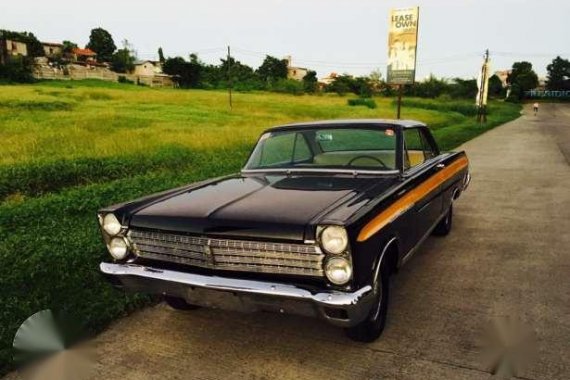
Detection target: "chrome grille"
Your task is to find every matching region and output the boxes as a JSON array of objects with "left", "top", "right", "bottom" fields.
[{"left": 128, "top": 230, "right": 325, "bottom": 277}]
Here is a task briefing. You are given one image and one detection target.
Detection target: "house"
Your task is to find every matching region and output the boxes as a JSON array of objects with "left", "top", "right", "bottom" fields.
[
  {"left": 42, "top": 42, "right": 63, "bottom": 58},
  {"left": 133, "top": 60, "right": 163, "bottom": 76},
  {"left": 71, "top": 47, "right": 97, "bottom": 63},
  {"left": 0, "top": 39, "right": 28, "bottom": 64},
  {"left": 319, "top": 72, "right": 339, "bottom": 85},
  {"left": 285, "top": 55, "right": 308, "bottom": 81}
]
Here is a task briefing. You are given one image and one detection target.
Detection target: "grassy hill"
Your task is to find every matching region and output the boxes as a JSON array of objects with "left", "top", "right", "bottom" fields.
[{"left": 0, "top": 80, "right": 521, "bottom": 373}]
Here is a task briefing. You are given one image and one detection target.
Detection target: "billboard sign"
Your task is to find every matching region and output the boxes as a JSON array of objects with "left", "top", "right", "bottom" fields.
[{"left": 387, "top": 7, "right": 420, "bottom": 85}]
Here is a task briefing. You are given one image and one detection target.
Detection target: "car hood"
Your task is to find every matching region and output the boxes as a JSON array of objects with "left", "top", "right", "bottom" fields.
[{"left": 129, "top": 174, "right": 396, "bottom": 241}]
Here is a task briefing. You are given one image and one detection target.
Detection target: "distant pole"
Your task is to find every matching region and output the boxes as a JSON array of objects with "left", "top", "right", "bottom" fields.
[
  {"left": 396, "top": 85, "right": 403, "bottom": 119},
  {"left": 477, "top": 49, "right": 489, "bottom": 123},
  {"left": 227, "top": 45, "right": 233, "bottom": 110}
]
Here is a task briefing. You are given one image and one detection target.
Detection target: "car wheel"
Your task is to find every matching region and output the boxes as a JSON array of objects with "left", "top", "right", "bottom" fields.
[
  {"left": 164, "top": 296, "right": 201, "bottom": 311},
  {"left": 432, "top": 204, "right": 453, "bottom": 236},
  {"left": 346, "top": 262, "right": 390, "bottom": 342}
]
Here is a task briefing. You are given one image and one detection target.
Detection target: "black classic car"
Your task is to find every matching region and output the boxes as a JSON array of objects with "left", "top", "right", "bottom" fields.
[{"left": 99, "top": 120, "right": 470, "bottom": 342}]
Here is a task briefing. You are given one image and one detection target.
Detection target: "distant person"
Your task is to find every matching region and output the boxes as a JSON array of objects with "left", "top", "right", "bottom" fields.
[{"left": 533, "top": 102, "right": 539, "bottom": 116}]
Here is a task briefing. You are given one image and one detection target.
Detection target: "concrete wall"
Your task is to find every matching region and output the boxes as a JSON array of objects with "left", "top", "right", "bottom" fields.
[{"left": 33, "top": 63, "right": 174, "bottom": 88}]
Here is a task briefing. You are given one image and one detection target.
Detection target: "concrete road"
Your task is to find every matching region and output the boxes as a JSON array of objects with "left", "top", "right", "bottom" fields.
[{"left": 9, "top": 104, "right": 570, "bottom": 380}]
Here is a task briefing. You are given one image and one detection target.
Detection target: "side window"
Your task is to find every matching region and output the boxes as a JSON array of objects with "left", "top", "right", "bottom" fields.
[
  {"left": 419, "top": 129, "right": 438, "bottom": 160},
  {"left": 404, "top": 128, "right": 438, "bottom": 169},
  {"left": 403, "top": 129, "right": 425, "bottom": 169},
  {"left": 293, "top": 133, "right": 312, "bottom": 162}
]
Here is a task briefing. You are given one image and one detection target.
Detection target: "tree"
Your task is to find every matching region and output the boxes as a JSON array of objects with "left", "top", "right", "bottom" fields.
[
  {"left": 256, "top": 55, "right": 288, "bottom": 83},
  {"left": 163, "top": 56, "right": 202, "bottom": 88},
  {"left": 158, "top": 47, "right": 165, "bottom": 64},
  {"left": 86, "top": 27, "right": 116, "bottom": 62},
  {"left": 302, "top": 70, "right": 318, "bottom": 93},
  {"left": 507, "top": 61, "right": 538, "bottom": 101},
  {"left": 62, "top": 40, "right": 78, "bottom": 54},
  {"left": 368, "top": 70, "right": 383, "bottom": 95},
  {"left": 111, "top": 40, "right": 136, "bottom": 73},
  {"left": 488, "top": 74, "right": 504, "bottom": 98},
  {"left": 411, "top": 75, "right": 448, "bottom": 98},
  {"left": 448, "top": 77, "right": 478, "bottom": 99},
  {"left": 220, "top": 56, "right": 261, "bottom": 90},
  {"left": 546, "top": 56, "right": 570, "bottom": 91}
]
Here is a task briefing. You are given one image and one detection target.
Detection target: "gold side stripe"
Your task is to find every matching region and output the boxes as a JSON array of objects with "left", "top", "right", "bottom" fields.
[{"left": 357, "top": 156, "right": 469, "bottom": 242}]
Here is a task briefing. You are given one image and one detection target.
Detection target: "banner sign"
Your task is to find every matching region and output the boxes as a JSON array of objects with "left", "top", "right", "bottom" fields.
[
  {"left": 476, "top": 60, "right": 491, "bottom": 107},
  {"left": 387, "top": 7, "right": 420, "bottom": 85}
]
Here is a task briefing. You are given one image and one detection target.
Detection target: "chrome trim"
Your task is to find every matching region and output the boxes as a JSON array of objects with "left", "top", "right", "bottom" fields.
[
  {"left": 370, "top": 237, "right": 397, "bottom": 321},
  {"left": 100, "top": 262, "right": 375, "bottom": 327},
  {"left": 463, "top": 172, "right": 471, "bottom": 191},
  {"left": 376, "top": 237, "right": 398, "bottom": 276},
  {"left": 128, "top": 230, "right": 325, "bottom": 277},
  {"left": 241, "top": 168, "right": 400, "bottom": 176}
]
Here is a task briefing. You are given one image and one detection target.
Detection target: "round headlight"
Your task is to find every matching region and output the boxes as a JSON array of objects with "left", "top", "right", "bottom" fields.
[
  {"left": 102, "top": 214, "right": 122, "bottom": 236},
  {"left": 324, "top": 257, "right": 352, "bottom": 285},
  {"left": 320, "top": 226, "right": 348, "bottom": 254},
  {"left": 108, "top": 237, "right": 128, "bottom": 260}
]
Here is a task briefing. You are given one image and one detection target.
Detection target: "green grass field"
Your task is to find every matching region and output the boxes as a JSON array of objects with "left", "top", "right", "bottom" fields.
[{"left": 0, "top": 80, "right": 521, "bottom": 373}]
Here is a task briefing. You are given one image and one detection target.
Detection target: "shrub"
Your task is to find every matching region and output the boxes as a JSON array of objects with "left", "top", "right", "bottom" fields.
[
  {"left": 398, "top": 98, "right": 478, "bottom": 116},
  {"left": 347, "top": 98, "right": 377, "bottom": 109},
  {"left": 0, "top": 145, "right": 251, "bottom": 201},
  {"left": 270, "top": 78, "right": 305, "bottom": 95},
  {"left": 0, "top": 147, "right": 249, "bottom": 374},
  {"left": 0, "top": 56, "right": 35, "bottom": 83},
  {"left": 117, "top": 75, "right": 134, "bottom": 84}
]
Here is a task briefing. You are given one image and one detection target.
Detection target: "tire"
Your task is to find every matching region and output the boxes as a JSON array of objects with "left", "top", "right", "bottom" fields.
[
  {"left": 164, "top": 296, "right": 201, "bottom": 311},
  {"left": 432, "top": 204, "right": 453, "bottom": 236},
  {"left": 346, "top": 263, "right": 390, "bottom": 342}
]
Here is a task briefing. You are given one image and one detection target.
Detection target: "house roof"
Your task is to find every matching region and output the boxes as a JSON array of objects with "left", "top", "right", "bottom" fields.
[{"left": 72, "top": 48, "right": 97, "bottom": 56}]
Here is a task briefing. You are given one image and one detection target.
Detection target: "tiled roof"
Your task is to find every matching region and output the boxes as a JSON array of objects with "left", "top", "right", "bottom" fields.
[{"left": 72, "top": 48, "right": 97, "bottom": 56}]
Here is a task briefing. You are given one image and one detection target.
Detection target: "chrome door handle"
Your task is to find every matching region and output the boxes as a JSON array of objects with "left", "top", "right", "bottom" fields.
[{"left": 436, "top": 163, "right": 446, "bottom": 169}]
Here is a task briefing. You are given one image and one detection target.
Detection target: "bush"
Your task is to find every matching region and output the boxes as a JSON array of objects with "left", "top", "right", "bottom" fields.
[
  {"left": 0, "top": 56, "right": 35, "bottom": 83},
  {"left": 398, "top": 98, "right": 479, "bottom": 116},
  {"left": 117, "top": 75, "right": 134, "bottom": 84},
  {"left": 270, "top": 78, "right": 305, "bottom": 95},
  {"left": 0, "top": 147, "right": 249, "bottom": 374},
  {"left": 347, "top": 98, "right": 377, "bottom": 109},
  {"left": 0, "top": 145, "right": 252, "bottom": 201}
]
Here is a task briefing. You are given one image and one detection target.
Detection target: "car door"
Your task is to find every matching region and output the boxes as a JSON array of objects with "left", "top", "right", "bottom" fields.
[{"left": 403, "top": 127, "right": 443, "bottom": 242}]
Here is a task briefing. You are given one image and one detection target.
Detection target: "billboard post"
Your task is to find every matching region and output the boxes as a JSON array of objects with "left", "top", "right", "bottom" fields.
[{"left": 387, "top": 7, "right": 420, "bottom": 119}]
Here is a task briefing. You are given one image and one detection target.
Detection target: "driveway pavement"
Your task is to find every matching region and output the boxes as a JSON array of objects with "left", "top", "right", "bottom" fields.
[{"left": 8, "top": 104, "right": 570, "bottom": 380}]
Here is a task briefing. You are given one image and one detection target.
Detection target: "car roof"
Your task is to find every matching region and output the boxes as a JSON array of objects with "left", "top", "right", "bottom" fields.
[{"left": 265, "top": 119, "right": 426, "bottom": 133}]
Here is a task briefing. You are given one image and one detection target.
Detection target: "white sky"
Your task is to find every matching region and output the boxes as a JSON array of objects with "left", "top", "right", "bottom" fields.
[{"left": 2, "top": 0, "right": 569, "bottom": 80}]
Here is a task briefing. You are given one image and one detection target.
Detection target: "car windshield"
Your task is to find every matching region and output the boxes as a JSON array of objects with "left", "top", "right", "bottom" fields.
[{"left": 244, "top": 127, "right": 398, "bottom": 172}]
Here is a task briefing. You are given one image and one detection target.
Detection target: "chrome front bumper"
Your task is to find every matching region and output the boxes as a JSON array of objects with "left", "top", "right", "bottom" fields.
[{"left": 100, "top": 262, "right": 375, "bottom": 327}]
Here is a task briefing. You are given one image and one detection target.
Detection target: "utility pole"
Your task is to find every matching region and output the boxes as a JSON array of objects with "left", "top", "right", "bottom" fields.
[
  {"left": 477, "top": 49, "right": 489, "bottom": 123},
  {"left": 227, "top": 45, "right": 233, "bottom": 110},
  {"left": 396, "top": 85, "right": 403, "bottom": 119}
]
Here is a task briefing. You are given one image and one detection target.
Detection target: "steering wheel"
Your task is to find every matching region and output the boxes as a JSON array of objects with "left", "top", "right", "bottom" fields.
[{"left": 347, "top": 155, "right": 389, "bottom": 169}]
